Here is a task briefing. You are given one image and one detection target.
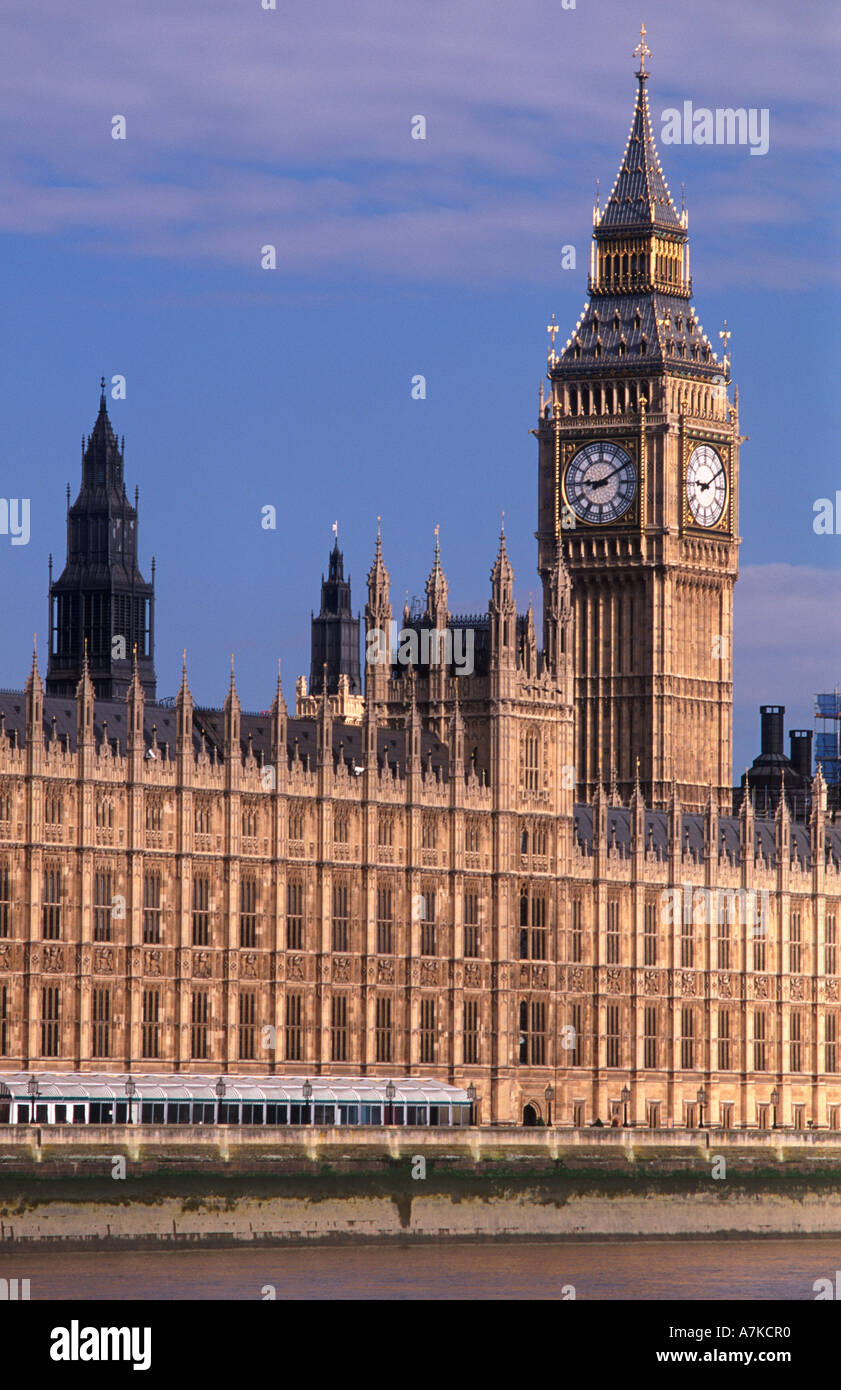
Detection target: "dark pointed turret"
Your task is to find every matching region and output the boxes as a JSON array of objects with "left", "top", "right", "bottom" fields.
[
  {"left": 309, "top": 533, "right": 361, "bottom": 697},
  {"left": 46, "top": 379, "right": 156, "bottom": 701}
]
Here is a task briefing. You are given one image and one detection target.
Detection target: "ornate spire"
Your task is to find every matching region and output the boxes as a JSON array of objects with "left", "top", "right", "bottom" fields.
[
  {"left": 490, "top": 514, "right": 514, "bottom": 594},
  {"left": 366, "top": 515, "right": 391, "bottom": 617},
  {"left": 223, "top": 654, "right": 242, "bottom": 766},
  {"left": 425, "top": 525, "right": 449, "bottom": 618},
  {"left": 175, "top": 648, "right": 193, "bottom": 756},
  {"left": 598, "top": 29, "right": 681, "bottom": 234},
  {"left": 25, "top": 634, "right": 42, "bottom": 692}
]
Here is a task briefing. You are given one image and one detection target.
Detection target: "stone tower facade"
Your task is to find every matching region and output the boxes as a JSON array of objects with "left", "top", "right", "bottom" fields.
[{"left": 536, "top": 51, "right": 740, "bottom": 813}]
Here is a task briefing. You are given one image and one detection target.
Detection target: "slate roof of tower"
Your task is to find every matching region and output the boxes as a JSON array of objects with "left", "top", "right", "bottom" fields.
[
  {"left": 557, "top": 293, "right": 723, "bottom": 374},
  {"left": 598, "top": 75, "right": 683, "bottom": 232}
]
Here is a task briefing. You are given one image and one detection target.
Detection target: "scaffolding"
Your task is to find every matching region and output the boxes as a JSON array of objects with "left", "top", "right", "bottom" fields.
[{"left": 815, "top": 691, "right": 841, "bottom": 784}]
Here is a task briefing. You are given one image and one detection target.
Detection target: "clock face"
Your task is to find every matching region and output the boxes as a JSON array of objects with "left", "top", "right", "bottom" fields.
[
  {"left": 686, "top": 444, "right": 726, "bottom": 527},
  {"left": 564, "top": 441, "right": 637, "bottom": 525}
]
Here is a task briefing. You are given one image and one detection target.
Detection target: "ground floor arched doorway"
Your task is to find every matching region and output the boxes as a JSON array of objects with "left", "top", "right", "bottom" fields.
[{"left": 523, "top": 1103, "right": 539, "bottom": 1127}]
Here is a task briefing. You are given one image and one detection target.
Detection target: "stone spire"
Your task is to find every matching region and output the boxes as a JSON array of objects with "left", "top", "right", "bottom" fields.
[
  {"left": 271, "top": 659, "right": 287, "bottom": 768},
  {"left": 126, "top": 643, "right": 146, "bottom": 760},
  {"left": 76, "top": 639, "right": 95, "bottom": 754},
  {"left": 425, "top": 526, "right": 449, "bottom": 626},
  {"left": 223, "top": 654, "right": 241, "bottom": 759},
  {"left": 175, "top": 648, "right": 193, "bottom": 760},
  {"left": 489, "top": 519, "right": 515, "bottom": 669},
  {"left": 365, "top": 517, "right": 392, "bottom": 701}
]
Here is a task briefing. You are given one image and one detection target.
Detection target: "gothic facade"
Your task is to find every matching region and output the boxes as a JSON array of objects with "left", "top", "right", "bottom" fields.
[{"left": 1, "top": 49, "right": 840, "bottom": 1129}]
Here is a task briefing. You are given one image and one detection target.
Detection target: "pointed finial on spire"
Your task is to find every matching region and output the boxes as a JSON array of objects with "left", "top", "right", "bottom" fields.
[
  {"left": 182, "top": 648, "right": 187, "bottom": 677},
  {"left": 610, "top": 763, "right": 619, "bottom": 806},
  {"left": 634, "top": 22, "right": 651, "bottom": 77},
  {"left": 99, "top": 375, "right": 107, "bottom": 409}
]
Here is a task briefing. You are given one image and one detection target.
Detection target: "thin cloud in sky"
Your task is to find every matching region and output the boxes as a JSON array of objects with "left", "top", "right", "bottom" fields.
[{"left": 0, "top": 0, "right": 837, "bottom": 285}]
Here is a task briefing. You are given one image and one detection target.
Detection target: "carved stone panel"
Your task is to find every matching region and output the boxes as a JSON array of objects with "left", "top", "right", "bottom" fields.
[
  {"left": 94, "top": 947, "right": 115, "bottom": 975},
  {"left": 193, "top": 951, "right": 212, "bottom": 979},
  {"left": 145, "top": 949, "right": 164, "bottom": 977},
  {"left": 43, "top": 945, "right": 64, "bottom": 974}
]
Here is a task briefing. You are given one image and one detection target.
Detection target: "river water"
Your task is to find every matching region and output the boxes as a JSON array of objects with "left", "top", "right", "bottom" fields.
[{"left": 3, "top": 1239, "right": 839, "bottom": 1300}]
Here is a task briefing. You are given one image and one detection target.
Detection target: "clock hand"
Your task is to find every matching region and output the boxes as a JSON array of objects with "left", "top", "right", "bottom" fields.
[
  {"left": 584, "top": 461, "right": 628, "bottom": 489},
  {"left": 696, "top": 468, "right": 724, "bottom": 493}
]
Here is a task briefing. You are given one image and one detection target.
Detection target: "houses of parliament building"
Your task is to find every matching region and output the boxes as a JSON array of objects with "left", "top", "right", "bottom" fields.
[{"left": 2, "top": 46, "right": 841, "bottom": 1131}]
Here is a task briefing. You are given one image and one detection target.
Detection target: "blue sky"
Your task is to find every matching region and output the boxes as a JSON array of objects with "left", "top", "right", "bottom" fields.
[{"left": 1, "top": 0, "right": 839, "bottom": 776}]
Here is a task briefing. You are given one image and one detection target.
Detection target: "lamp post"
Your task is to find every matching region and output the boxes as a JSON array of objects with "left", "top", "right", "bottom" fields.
[
  {"left": 466, "top": 1083, "right": 476, "bottom": 1127},
  {"left": 544, "top": 1084, "right": 555, "bottom": 1127},
  {"left": 771, "top": 1087, "right": 780, "bottom": 1130},
  {"left": 215, "top": 1075, "right": 226, "bottom": 1125},
  {"left": 303, "top": 1078, "right": 313, "bottom": 1126},
  {"left": 620, "top": 1085, "right": 631, "bottom": 1128},
  {"left": 385, "top": 1079, "right": 395, "bottom": 1126},
  {"left": 126, "top": 1075, "right": 137, "bottom": 1126},
  {"left": 27, "top": 1075, "right": 39, "bottom": 1125},
  {"left": 696, "top": 1086, "right": 706, "bottom": 1129}
]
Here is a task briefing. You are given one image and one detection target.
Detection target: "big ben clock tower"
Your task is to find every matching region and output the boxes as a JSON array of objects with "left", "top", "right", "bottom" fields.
[{"left": 537, "top": 28, "right": 741, "bottom": 813}]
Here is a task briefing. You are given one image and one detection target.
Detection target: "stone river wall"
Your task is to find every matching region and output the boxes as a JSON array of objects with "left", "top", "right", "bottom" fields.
[{"left": 3, "top": 1126, "right": 841, "bottom": 1247}]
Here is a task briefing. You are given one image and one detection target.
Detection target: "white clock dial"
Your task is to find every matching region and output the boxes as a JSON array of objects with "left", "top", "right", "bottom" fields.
[
  {"left": 686, "top": 444, "right": 726, "bottom": 527},
  {"left": 564, "top": 441, "right": 637, "bottom": 524}
]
